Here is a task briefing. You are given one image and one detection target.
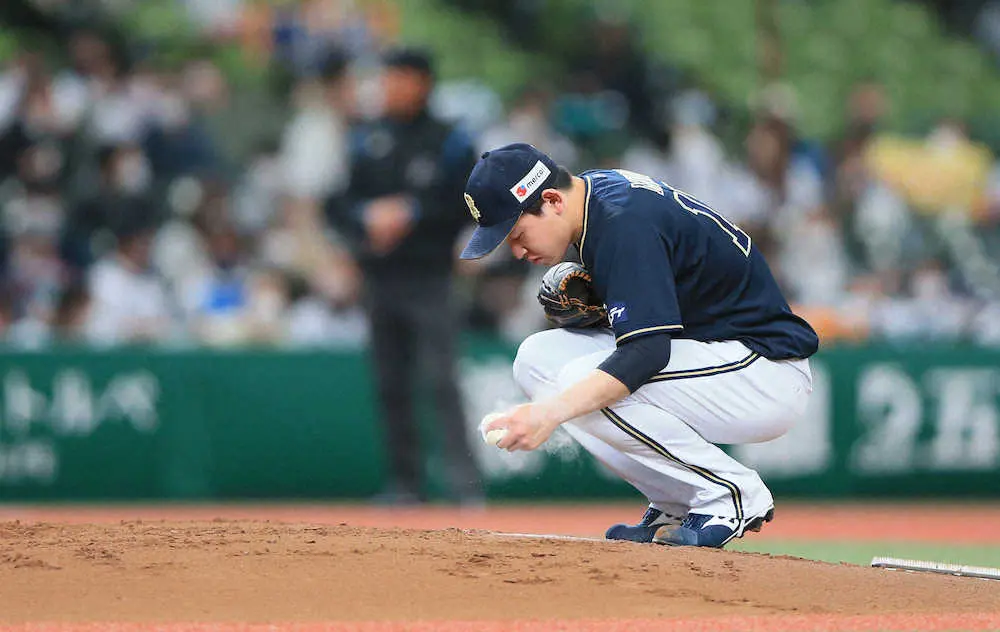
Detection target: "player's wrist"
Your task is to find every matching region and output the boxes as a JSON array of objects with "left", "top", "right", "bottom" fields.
[{"left": 534, "top": 399, "right": 568, "bottom": 430}]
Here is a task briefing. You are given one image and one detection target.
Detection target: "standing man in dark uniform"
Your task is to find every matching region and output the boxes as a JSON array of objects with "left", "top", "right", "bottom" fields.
[{"left": 329, "top": 48, "right": 481, "bottom": 505}]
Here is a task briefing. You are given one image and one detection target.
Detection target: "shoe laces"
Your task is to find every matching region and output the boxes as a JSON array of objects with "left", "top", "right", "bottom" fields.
[
  {"left": 682, "top": 513, "right": 738, "bottom": 530},
  {"left": 637, "top": 506, "right": 664, "bottom": 527}
]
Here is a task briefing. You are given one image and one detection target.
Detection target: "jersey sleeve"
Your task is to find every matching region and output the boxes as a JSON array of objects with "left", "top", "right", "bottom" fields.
[{"left": 589, "top": 214, "right": 684, "bottom": 344}]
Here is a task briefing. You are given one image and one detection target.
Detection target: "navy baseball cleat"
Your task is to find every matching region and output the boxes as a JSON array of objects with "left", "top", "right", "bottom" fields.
[
  {"left": 654, "top": 507, "right": 775, "bottom": 548},
  {"left": 605, "top": 505, "right": 684, "bottom": 543}
]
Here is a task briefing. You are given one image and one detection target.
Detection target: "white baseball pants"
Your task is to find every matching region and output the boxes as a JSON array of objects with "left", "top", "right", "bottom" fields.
[{"left": 513, "top": 328, "right": 813, "bottom": 523}]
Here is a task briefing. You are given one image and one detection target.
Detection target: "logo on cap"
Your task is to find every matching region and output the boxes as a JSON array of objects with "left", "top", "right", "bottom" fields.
[
  {"left": 510, "top": 160, "right": 552, "bottom": 203},
  {"left": 464, "top": 193, "right": 481, "bottom": 223}
]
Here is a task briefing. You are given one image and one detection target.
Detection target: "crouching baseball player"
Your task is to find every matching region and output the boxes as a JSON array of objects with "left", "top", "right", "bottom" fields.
[{"left": 461, "top": 143, "right": 818, "bottom": 548}]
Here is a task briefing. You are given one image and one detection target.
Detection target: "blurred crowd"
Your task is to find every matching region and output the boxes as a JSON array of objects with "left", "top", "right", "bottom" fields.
[{"left": 1, "top": 0, "right": 1000, "bottom": 351}]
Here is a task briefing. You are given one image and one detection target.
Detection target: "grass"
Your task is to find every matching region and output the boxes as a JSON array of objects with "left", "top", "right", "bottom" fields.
[{"left": 730, "top": 539, "right": 1000, "bottom": 568}]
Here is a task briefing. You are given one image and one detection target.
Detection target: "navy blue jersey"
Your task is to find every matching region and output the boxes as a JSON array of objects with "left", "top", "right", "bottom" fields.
[{"left": 577, "top": 169, "right": 818, "bottom": 360}]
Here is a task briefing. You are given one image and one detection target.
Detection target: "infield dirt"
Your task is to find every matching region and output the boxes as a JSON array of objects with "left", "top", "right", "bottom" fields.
[{"left": 1, "top": 520, "right": 997, "bottom": 624}]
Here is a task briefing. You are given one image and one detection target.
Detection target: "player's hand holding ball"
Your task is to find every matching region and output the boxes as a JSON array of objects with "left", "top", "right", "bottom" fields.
[
  {"left": 481, "top": 403, "right": 561, "bottom": 452},
  {"left": 480, "top": 412, "right": 509, "bottom": 447}
]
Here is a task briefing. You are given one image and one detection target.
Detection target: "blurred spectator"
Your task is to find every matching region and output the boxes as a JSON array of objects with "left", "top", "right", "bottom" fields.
[
  {"left": 284, "top": 267, "right": 369, "bottom": 348},
  {"left": 182, "top": 0, "right": 246, "bottom": 38},
  {"left": 232, "top": 140, "right": 284, "bottom": 235},
  {"left": 180, "top": 220, "right": 252, "bottom": 346},
  {"left": 429, "top": 79, "right": 504, "bottom": 137},
  {"left": 49, "top": 30, "right": 109, "bottom": 133},
  {"left": 567, "top": 14, "right": 657, "bottom": 140},
  {"left": 0, "top": 54, "right": 68, "bottom": 182},
  {"left": 51, "top": 279, "right": 93, "bottom": 344},
  {"left": 2, "top": 145, "right": 68, "bottom": 339},
  {"left": 267, "top": 49, "right": 361, "bottom": 323},
  {"left": 272, "top": 0, "right": 379, "bottom": 77},
  {"left": 87, "top": 51, "right": 149, "bottom": 146},
  {"left": 0, "top": 51, "right": 84, "bottom": 142},
  {"left": 85, "top": 220, "right": 173, "bottom": 346},
  {"left": 5, "top": 142, "right": 66, "bottom": 233},
  {"left": 865, "top": 117, "right": 993, "bottom": 218},
  {"left": 478, "top": 85, "right": 578, "bottom": 168},
  {"left": 171, "top": 195, "right": 293, "bottom": 348},
  {"left": 724, "top": 113, "right": 824, "bottom": 267},
  {"left": 974, "top": 1, "right": 1000, "bottom": 64},
  {"left": 670, "top": 100, "right": 726, "bottom": 204},
  {"left": 776, "top": 205, "right": 850, "bottom": 308},
  {"left": 280, "top": 49, "right": 352, "bottom": 203},
  {"left": 243, "top": 266, "right": 292, "bottom": 343},
  {"left": 852, "top": 181, "right": 915, "bottom": 274},
  {"left": 143, "top": 61, "right": 225, "bottom": 181},
  {"left": 62, "top": 143, "right": 155, "bottom": 270},
  {"left": 872, "top": 260, "right": 973, "bottom": 342},
  {"left": 329, "top": 47, "right": 481, "bottom": 505},
  {"left": 4, "top": 228, "right": 66, "bottom": 348},
  {"left": 831, "top": 81, "right": 889, "bottom": 202},
  {"left": 843, "top": 79, "right": 888, "bottom": 147},
  {"left": 0, "top": 283, "right": 11, "bottom": 341},
  {"left": 971, "top": 300, "right": 1000, "bottom": 346},
  {"left": 152, "top": 177, "right": 215, "bottom": 302},
  {"left": 623, "top": 89, "right": 723, "bottom": 202}
]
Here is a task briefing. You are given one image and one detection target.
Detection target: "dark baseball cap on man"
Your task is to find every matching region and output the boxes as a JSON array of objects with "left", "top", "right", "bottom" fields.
[
  {"left": 383, "top": 46, "right": 434, "bottom": 77},
  {"left": 460, "top": 143, "right": 558, "bottom": 260}
]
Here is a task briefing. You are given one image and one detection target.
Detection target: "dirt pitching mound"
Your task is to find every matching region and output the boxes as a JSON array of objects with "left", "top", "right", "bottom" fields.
[{"left": 0, "top": 521, "right": 996, "bottom": 624}]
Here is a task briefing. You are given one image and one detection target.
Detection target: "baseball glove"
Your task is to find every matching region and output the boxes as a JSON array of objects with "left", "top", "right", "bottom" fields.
[{"left": 537, "top": 262, "right": 609, "bottom": 329}]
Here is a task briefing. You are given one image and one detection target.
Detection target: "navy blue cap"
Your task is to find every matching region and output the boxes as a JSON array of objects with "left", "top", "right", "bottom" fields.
[
  {"left": 383, "top": 46, "right": 434, "bottom": 77},
  {"left": 460, "top": 143, "right": 558, "bottom": 260}
]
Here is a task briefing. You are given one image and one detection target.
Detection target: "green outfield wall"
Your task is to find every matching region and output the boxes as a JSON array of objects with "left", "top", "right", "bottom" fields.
[{"left": 1, "top": 340, "right": 998, "bottom": 500}]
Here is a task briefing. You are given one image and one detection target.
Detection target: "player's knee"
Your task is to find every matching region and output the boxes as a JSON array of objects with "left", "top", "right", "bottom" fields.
[
  {"left": 512, "top": 331, "right": 560, "bottom": 397},
  {"left": 514, "top": 329, "right": 612, "bottom": 398},
  {"left": 555, "top": 354, "right": 601, "bottom": 390}
]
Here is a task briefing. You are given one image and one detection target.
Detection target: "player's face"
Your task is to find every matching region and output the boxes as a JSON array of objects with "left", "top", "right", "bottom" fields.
[{"left": 506, "top": 202, "right": 572, "bottom": 266}]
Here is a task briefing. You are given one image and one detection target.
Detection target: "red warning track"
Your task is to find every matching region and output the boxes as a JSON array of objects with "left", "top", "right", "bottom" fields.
[
  {"left": 1, "top": 502, "right": 997, "bottom": 543},
  {"left": 5, "top": 614, "right": 1000, "bottom": 632}
]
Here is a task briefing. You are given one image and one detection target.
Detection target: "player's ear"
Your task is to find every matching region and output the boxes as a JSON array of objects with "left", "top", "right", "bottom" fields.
[{"left": 541, "top": 189, "right": 561, "bottom": 213}]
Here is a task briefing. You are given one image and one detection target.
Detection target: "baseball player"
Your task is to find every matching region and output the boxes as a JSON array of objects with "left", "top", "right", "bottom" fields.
[{"left": 461, "top": 143, "right": 818, "bottom": 548}]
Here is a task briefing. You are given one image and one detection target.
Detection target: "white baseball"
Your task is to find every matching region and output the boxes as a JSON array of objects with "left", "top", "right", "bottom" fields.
[
  {"left": 480, "top": 412, "right": 508, "bottom": 447},
  {"left": 484, "top": 428, "right": 508, "bottom": 447}
]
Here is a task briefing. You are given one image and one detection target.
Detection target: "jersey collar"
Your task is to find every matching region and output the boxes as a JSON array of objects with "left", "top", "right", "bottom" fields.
[{"left": 576, "top": 174, "right": 594, "bottom": 257}]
